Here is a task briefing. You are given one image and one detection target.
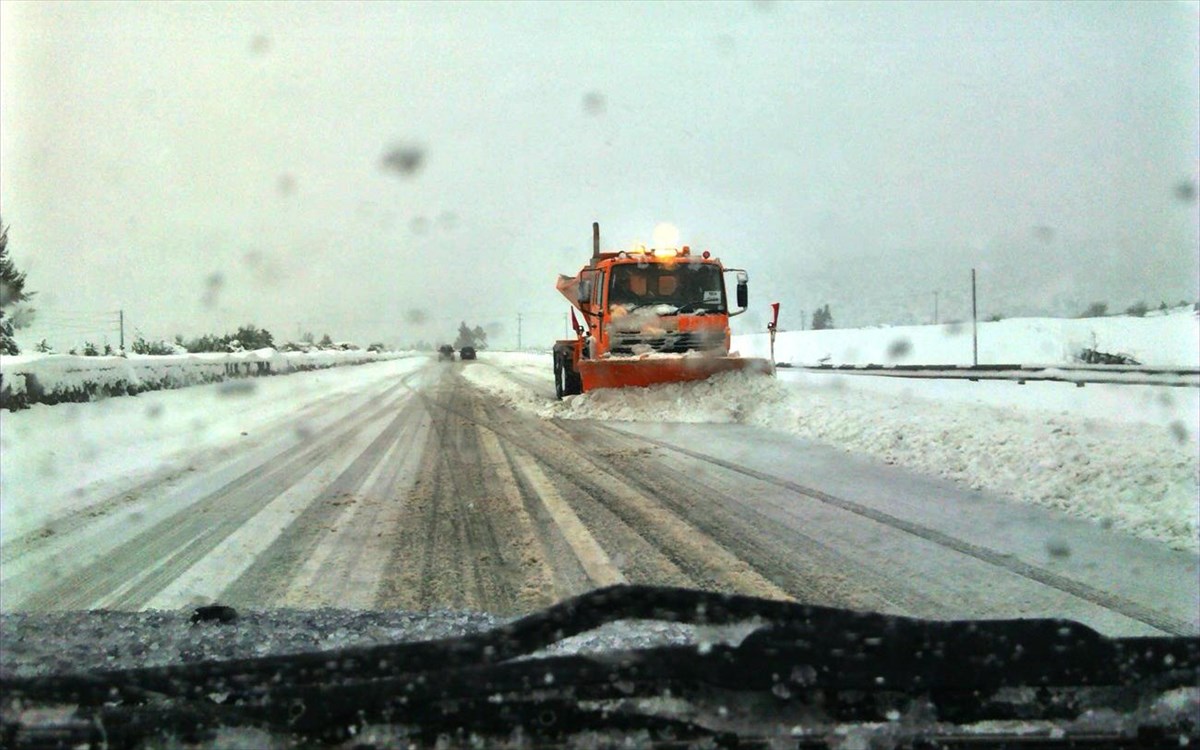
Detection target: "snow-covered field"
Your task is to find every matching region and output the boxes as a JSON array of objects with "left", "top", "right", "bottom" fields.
[
  {"left": 464, "top": 352, "right": 1199, "bottom": 553},
  {"left": 732, "top": 308, "right": 1200, "bottom": 368}
]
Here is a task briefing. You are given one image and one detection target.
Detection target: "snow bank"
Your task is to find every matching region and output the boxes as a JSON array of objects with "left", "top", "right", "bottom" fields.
[
  {"left": 0, "top": 349, "right": 415, "bottom": 410},
  {"left": 465, "top": 355, "right": 1199, "bottom": 553},
  {"left": 734, "top": 309, "right": 1200, "bottom": 368}
]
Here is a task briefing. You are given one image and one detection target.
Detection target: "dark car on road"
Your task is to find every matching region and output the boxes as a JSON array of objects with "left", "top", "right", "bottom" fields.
[
  {"left": 459, "top": 346, "right": 477, "bottom": 360},
  {"left": 437, "top": 344, "right": 455, "bottom": 361}
]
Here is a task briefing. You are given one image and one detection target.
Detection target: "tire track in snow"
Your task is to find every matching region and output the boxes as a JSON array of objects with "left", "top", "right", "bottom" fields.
[
  {"left": 10, "top": 381, "right": 413, "bottom": 611},
  {"left": 602, "top": 426, "right": 1195, "bottom": 636},
  {"left": 375, "top": 373, "right": 543, "bottom": 613},
  {"left": 542, "top": 419, "right": 948, "bottom": 616},
  {"left": 0, "top": 384, "right": 381, "bottom": 567},
  {"left": 274, "top": 398, "right": 430, "bottom": 609},
  {"left": 422, "top": 377, "right": 694, "bottom": 591},
  {"left": 112, "top": 389, "right": 416, "bottom": 611},
  {"left": 441, "top": 385, "right": 790, "bottom": 601},
  {"left": 473, "top": 424, "right": 564, "bottom": 603},
  {"left": 506, "top": 449, "right": 626, "bottom": 588},
  {"left": 497, "top": 420, "right": 791, "bottom": 601},
  {"left": 216, "top": 390, "right": 424, "bottom": 608},
  {"left": 459, "top": 369, "right": 1193, "bottom": 634}
]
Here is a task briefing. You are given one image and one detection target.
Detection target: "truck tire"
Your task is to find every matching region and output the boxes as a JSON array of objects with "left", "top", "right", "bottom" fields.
[
  {"left": 554, "top": 348, "right": 583, "bottom": 399},
  {"left": 554, "top": 351, "right": 566, "bottom": 400},
  {"left": 564, "top": 364, "right": 582, "bottom": 396}
]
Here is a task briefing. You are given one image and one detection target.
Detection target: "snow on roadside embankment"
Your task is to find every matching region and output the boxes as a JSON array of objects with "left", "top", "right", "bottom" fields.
[
  {"left": 732, "top": 308, "right": 1200, "bottom": 368},
  {"left": 465, "top": 354, "right": 1199, "bottom": 553},
  {"left": 0, "top": 348, "right": 415, "bottom": 410}
]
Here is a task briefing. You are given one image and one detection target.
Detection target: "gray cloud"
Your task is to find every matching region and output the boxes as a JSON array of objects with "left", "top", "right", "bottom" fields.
[{"left": 1, "top": 1, "right": 1195, "bottom": 348}]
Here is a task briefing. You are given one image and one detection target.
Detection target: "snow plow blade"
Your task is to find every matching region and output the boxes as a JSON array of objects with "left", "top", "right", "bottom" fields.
[{"left": 578, "top": 356, "right": 772, "bottom": 391}]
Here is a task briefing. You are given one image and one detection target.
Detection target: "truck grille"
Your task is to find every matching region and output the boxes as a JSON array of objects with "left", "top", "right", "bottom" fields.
[{"left": 609, "top": 330, "right": 724, "bottom": 355}]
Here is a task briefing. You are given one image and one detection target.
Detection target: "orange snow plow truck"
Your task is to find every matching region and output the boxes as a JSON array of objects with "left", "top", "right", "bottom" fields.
[{"left": 553, "top": 222, "right": 772, "bottom": 398}]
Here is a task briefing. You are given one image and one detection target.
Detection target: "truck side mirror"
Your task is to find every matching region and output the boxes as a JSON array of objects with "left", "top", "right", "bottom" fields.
[{"left": 736, "top": 280, "right": 748, "bottom": 309}]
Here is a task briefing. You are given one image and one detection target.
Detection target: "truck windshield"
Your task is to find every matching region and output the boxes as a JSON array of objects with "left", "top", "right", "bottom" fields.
[{"left": 609, "top": 263, "right": 724, "bottom": 312}]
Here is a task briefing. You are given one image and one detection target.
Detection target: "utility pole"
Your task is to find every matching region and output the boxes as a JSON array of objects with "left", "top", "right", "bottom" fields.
[
  {"left": 119, "top": 309, "right": 125, "bottom": 351},
  {"left": 970, "top": 269, "right": 978, "bottom": 366},
  {"left": 517, "top": 313, "right": 522, "bottom": 350},
  {"left": 800, "top": 310, "right": 806, "bottom": 331},
  {"left": 933, "top": 291, "right": 939, "bottom": 325}
]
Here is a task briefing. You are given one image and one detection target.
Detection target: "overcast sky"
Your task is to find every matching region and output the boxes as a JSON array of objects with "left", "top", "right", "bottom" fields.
[{"left": 1, "top": 1, "right": 1197, "bottom": 349}]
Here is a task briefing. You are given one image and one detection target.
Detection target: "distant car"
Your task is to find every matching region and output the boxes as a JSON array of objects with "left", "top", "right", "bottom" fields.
[
  {"left": 459, "top": 346, "right": 477, "bottom": 360},
  {"left": 437, "top": 345, "right": 455, "bottom": 361}
]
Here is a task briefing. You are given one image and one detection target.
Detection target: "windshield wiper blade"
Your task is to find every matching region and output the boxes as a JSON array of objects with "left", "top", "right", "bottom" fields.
[
  {"left": 4, "top": 585, "right": 1198, "bottom": 748},
  {"left": 2, "top": 587, "right": 831, "bottom": 707}
]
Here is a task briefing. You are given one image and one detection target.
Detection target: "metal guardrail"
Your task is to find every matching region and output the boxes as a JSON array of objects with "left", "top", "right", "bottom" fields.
[{"left": 776, "top": 363, "right": 1200, "bottom": 388}]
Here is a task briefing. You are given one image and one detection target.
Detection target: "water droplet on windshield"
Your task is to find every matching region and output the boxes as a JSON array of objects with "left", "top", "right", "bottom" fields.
[
  {"left": 217, "top": 380, "right": 257, "bottom": 397},
  {"left": 582, "top": 91, "right": 606, "bottom": 116},
  {"left": 886, "top": 338, "right": 912, "bottom": 360},
  {"left": 791, "top": 665, "right": 817, "bottom": 685},
  {"left": 1045, "top": 539, "right": 1071, "bottom": 559},
  {"left": 381, "top": 144, "right": 426, "bottom": 177},
  {"left": 201, "top": 272, "right": 224, "bottom": 308}
]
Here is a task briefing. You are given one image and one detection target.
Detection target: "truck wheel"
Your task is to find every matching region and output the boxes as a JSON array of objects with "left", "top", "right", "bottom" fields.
[
  {"left": 564, "top": 366, "right": 582, "bottom": 396},
  {"left": 554, "top": 352, "right": 566, "bottom": 400}
]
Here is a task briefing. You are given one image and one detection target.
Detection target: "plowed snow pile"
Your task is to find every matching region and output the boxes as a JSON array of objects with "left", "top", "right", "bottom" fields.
[{"left": 464, "top": 358, "right": 1199, "bottom": 553}]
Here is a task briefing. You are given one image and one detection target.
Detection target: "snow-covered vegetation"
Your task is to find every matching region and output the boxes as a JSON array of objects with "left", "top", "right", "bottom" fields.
[{"left": 0, "top": 348, "right": 412, "bottom": 410}]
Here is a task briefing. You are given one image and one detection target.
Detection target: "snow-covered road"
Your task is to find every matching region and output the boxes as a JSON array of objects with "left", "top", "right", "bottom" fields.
[{"left": 1, "top": 355, "right": 1196, "bottom": 637}]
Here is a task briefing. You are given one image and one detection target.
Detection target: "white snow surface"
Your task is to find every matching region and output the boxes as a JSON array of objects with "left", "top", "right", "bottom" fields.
[
  {"left": 732, "top": 308, "right": 1200, "bottom": 368},
  {"left": 465, "top": 352, "right": 1199, "bottom": 553},
  {"left": 0, "top": 356, "right": 428, "bottom": 544}
]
